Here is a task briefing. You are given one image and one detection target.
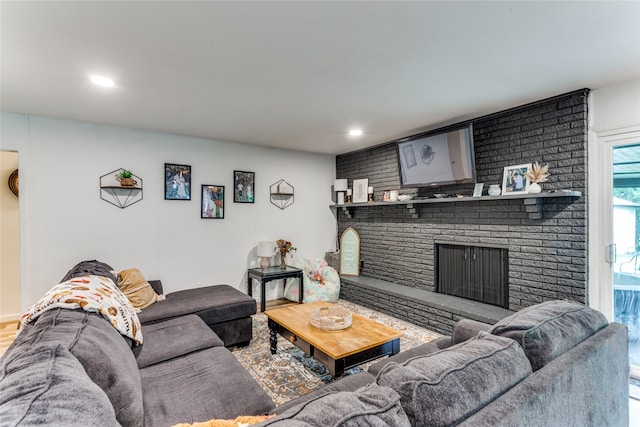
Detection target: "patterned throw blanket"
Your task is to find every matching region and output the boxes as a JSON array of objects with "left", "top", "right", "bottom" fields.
[{"left": 19, "top": 275, "right": 143, "bottom": 345}]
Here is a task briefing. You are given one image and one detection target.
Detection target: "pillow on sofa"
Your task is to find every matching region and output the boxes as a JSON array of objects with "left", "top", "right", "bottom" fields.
[
  {"left": 489, "top": 300, "right": 609, "bottom": 371},
  {"left": 376, "top": 332, "right": 532, "bottom": 427},
  {"left": 117, "top": 268, "right": 161, "bottom": 310},
  {"left": 60, "top": 259, "right": 118, "bottom": 284},
  {"left": 0, "top": 343, "right": 118, "bottom": 426},
  {"left": 256, "top": 383, "right": 410, "bottom": 426}
]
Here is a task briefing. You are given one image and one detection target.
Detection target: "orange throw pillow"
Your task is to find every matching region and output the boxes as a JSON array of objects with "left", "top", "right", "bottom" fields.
[
  {"left": 172, "top": 415, "right": 274, "bottom": 427},
  {"left": 116, "top": 268, "right": 159, "bottom": 310}
]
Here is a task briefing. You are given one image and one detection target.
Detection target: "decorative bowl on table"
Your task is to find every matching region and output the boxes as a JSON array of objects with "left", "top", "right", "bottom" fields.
[{"left": 310, "top": 306, "right": 353, "bottom": 331}]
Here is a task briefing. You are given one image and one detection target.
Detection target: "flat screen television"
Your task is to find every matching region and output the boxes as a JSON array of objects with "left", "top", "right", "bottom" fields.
[{"left": 396, "top": 124, "right": 476, "bottom": 188}]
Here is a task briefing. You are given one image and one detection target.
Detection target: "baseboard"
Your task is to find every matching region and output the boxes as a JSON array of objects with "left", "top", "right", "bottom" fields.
[{"left": 0, "top": 313, "right": 20, "bottom": 323}]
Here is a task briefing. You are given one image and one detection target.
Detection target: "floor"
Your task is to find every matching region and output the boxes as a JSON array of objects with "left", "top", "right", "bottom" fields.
[{"left": 1, "top": 314, "right": 638, "bottom": 424}]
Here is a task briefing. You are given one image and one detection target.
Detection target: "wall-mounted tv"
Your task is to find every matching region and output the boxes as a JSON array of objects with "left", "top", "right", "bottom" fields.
[{"left": 396, "top": 124, "right": 476, "bottom": 188}]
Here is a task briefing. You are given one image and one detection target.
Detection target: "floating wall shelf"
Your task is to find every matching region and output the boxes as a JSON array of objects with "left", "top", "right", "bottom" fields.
[
  {"left": 100, "top": 168, "right": 143, "bottom": 209},
  {"left": 270, "top": 179, "right": 294, "bottom": 210},
  {"left": 331, "top": 190, "right": 582, "bottom": 220}
]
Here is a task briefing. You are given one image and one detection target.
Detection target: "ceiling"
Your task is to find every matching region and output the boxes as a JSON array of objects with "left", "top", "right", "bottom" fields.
[{"left": 2, "top": 1, "right": 639, "bottom": 155}]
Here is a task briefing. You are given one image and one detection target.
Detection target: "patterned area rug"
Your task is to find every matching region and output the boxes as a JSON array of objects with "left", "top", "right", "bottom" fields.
[{"left": 230, "top": 299, "right": 441, "bottom": 406}]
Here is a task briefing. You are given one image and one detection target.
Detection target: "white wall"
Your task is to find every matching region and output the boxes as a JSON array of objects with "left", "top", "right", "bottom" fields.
[
  {"left": 0, "top": 151, "right": 20, "bottom": 320},
  {"left": 0, "top": 113, "right": 337, "bottom": 310}
]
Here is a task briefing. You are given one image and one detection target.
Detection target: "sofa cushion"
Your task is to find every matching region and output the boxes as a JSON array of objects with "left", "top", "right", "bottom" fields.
[
  {"left": 0, "top": 344, "right": 118, "bottom": 426},
  {"left": 140, "top": 346, "right": 274, "bottom": 426},
  {"left": 134, "top": 315, "right": 224, "bottom": 368},
  {"left": 376, "top": 332, "right": 532, "bottom": 427},
  {"left": 117, "top": 268, "right": 160, "bottom": 310},
  {"left": 137, "top": 284, "right": 256, "bottom": 325},
  {"left": 258, "top": 383, "right": 410, "bottom": 427},
  {"left": 367, "top": 341, "right": 440, "bottom": 376},
  {"left": 30, "top": 309, "right": 144, "bottom": 427},
  {"left": 489, "top": 300, "right": 609, "bottom": 371}
]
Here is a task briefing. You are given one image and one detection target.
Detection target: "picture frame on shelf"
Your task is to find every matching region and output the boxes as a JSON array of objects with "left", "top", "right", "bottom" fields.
[
  {"left": 502, "top": 163, "right": 532, "bottom": 195},
  {"left": 472, "top": 183, "right": 484, "bottom": 197},
  {"left": 233, "top": 170, "right": 255, "bottom": 203},
  {"left": 164, "top": 163, "right": 191, "bottom": 200},
  {"left": 382, "top": 190, "right": 391, "bottom": 202},
  {"left": 352, "top": 178, "right": 369, "bottom": 203},
  {"left": 201, "top": 185, "right": 225, "bottom": 219}
]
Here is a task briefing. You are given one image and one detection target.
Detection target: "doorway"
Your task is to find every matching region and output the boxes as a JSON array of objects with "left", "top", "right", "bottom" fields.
[
  {"left": 0, "top": 150, "right": 20, "bottom": 337},
  {"left": 609, "top": 137, "right": 640, "bottom": 380}
]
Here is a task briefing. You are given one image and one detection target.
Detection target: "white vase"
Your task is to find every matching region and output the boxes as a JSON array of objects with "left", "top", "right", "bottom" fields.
[
  {"left": 528, "top": 182, "right": 542, "bottom": 194},
  {"left": 488, "top": 185, "right": 501, "bottom": 196}
]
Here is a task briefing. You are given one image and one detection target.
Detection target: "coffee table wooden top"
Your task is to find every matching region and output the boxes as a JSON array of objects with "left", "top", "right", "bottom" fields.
[{"left": 264, "top": 301, "right": 402, "bottom": 359}]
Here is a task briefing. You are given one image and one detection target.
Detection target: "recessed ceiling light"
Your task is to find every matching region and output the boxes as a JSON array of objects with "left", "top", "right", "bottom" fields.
[
  {"left": 348, "top": 129, "right": 363, "bottom": 137},
  {"left": 90, "top": 75, "right": 115, "bottom": 87}
]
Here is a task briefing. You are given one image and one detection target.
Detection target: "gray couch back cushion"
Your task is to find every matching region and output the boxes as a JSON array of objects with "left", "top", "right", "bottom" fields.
[
  {"left": 258, "top": 383, "right": 410, "bottom": 427},
  {"left": 0, "top": 344, "right": 119, "bottom": 426},
  {"left": 489, "top": 300, "right": 609, "bottom": 371},
  {"left": 376, "top": 332, "right": 532, "bottom": 427},
  {"left": 28, "top": 309, "right": 143, "bottom": 427}
]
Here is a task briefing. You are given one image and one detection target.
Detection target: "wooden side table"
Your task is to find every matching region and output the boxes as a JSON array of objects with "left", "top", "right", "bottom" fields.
[{"left": 247, "top": 266, "right": 304, "bottom": 312}]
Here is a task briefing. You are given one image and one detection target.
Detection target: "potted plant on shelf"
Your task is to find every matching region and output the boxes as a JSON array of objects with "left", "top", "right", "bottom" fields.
[
  {"left": 116, "top": 169, "right": 136, "bottom": 187},
  {"left": 525, "top": 162, "right": 550, "bottom": 194}
]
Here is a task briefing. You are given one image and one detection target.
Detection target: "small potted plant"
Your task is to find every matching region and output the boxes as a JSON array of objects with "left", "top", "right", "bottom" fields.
[
  {"left": 525, "top": 162, "right": 550, "bottom": 194},
  {"left": 116, "top": 169, "right": 136, "bottom": 187}
]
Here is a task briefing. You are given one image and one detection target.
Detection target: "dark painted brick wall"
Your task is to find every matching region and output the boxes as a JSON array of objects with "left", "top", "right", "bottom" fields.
[{"left": 336, "top": 90, "right": 589, "bottom": 312}]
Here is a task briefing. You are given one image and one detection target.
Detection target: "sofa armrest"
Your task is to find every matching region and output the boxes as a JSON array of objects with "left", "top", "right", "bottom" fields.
[{"left": 451, "top": 319, "right": 492, "bottom": 345}]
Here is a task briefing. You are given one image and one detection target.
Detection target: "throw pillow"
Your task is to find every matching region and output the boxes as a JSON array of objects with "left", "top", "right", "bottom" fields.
[
  {"left": 117, "top": 268, "right": 160, "bottom": 310},
  {"left": 256, "top": 383, "right": 411, "bottom": 426},
  {"left": 376, "top": 332, "right": 532, "bottom": 427},
  {"left": 489, "top": 300, "right": 609, "bottom": 371}
]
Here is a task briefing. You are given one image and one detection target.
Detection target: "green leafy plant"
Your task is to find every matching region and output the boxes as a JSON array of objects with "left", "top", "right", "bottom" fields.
[{"left": 119, "top": 169, "right": 133, "bottom": 179}]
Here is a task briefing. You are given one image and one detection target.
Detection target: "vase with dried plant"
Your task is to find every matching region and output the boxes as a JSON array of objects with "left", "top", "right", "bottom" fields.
[
  {"left": 525, "top": 162, "right": 550, "bottom": 194},
  {"left": 276, "top": 239, "right": 296, "bottom": 269}
]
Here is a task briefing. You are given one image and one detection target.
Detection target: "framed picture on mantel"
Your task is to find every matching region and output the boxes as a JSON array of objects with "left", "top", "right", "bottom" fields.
[{"left": 340, "top": 227, "right": 360, "bottom": 276}]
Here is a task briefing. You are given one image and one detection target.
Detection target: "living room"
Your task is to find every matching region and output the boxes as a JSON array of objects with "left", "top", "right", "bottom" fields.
[{"left": 1, "top": 1, "right": 639, "bottom": 425}]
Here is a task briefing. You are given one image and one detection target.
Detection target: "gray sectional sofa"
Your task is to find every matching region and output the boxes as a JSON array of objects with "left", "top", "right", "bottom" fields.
[
  {"left": 0, "top": 259, "right": 631, "bottom": 427},
  {"left": 261, "top": 300, "right": 630, "bottom": 427}
]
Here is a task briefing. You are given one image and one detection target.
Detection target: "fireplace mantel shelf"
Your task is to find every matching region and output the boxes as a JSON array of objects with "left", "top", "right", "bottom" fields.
[{"left": 332, "top": 190, "right": 582, "bottom": 220}]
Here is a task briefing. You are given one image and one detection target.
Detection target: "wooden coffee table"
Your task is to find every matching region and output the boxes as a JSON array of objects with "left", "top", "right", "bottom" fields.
[{"left": 264, "top": 301, "right": 402, "bottom": 377}]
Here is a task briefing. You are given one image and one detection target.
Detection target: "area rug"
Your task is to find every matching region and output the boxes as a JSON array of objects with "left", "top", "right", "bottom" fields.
[{"left": 230, "top": 299, "right": 441, "bottom": 406}]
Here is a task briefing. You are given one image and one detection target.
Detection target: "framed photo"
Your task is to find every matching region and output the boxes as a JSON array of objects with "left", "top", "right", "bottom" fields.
[
  {"left": 382, "top": 190, "right": 391, "bottom": 202},
  {"left": 233, "top": 170, "right": 255, "bottom": 203},
  {"left": 352, "top": 178, "right": 369, "bottom": 203},
  {"left": 502, "top": 163, "right": 532, "bottom": 195},
  {"left": 473, "top": 183, "right": 484, "bottom": 197},
  {"left": 201, "top": 185, "right": 225, "bottom": 219},
  {"left": 165, "top": 163, "right": 191, "bottom": 200}
]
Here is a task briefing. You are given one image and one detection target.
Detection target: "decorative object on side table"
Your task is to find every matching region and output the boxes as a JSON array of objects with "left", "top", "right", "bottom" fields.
[
  {"left": 334, "top": 179, "right": 348, "bottom": 205},
  {"left": 502, "top": 163, "right": 532, "bottom": 195},
  {"left": 488, "top": 184, "right": 502, "bottom": 196},
  {"left": 310, "top": 306, "right": 352, "bottom": 330},
  {"left": 257, "top": 241, "right": 275, "bottom": 270},
  {"left": 276, "top": 239, "right": 296, "bottom": 269},
  {"left": 524, "top": 161, "right": 550, "bottom": 194}
]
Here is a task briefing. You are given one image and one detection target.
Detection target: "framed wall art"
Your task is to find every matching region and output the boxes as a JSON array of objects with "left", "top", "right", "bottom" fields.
[
  {"left": 165, "top": 163, "right": 191, "bottom": 200},
  {"left": 234, "top": 170, "right": 255, "bottom": 203},
  {"left": 472, "top": 183, "right": 484, "bottom": 197},
  {"left": 201, "top": 185, "right": 225, "bottom": 219},
  {"left": 352, "top": 178, "right": 369, "bottom": 203},
  {"left": 502, "top": 163, "right": 532, "bottom": 195}
]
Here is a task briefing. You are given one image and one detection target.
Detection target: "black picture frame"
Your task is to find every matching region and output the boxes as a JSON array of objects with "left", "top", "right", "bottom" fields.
[
  {"left": 201, "top": 185, "right": 225, "bottom": 219},
  {"left": 165, "top": 163, "right": 191, "bottom": 200},
  {"left": 233, "top": 170, "right": 255, "bottom": 203}
]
